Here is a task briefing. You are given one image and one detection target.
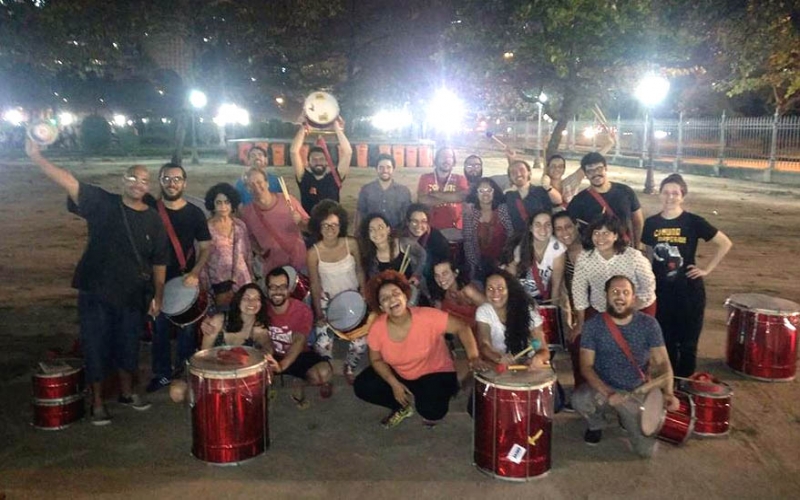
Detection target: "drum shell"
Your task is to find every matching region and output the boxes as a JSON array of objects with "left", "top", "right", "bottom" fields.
[
  {"left": 473, "top": 371, "right": 555, "bottom": 481},
  {"left": 725, "top": 295, "right": 799, "bottom": 381},
  {"left": 32, "top": 394, "right": 85, "bottom": 430},
  {"left": 283, "top": 265, "right": 311, "bottom": 301},
  {"left": 189, "top": 349, "right": 270, "bottom": 465},
  {"left": 32, "top": 365, "right": 84, "bottom": 400},
  {"left": 688, "top": 384, "right": 732, "bottom": 437},
  {"left": 656, "top": 391, "right": 695, "bottom": 445},
  {"left": 537, "top": 305, "right": 564, "bottom": 350}
]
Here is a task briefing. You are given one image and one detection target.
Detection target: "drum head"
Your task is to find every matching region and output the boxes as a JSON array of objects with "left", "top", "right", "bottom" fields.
[
  {"left": 189, "top": 346, "right": 266, "bottom": 378},
  {"left": 283, "top": 265, "right": 298, "bottom": 293},
  {"left": 640, "top": 388, "right": 665, "bottom": 436},
  {"left": 162, "top": 277, "right": 199, "bottom": 316},
  {"left": 439, "top": 228, "right": 463, "bottom": 242},
  {"left": 327, "top": 290, "right": 367, "bottom": 332},
  {"left": 725, "top": 293, "right": 800, "bottom": 316},
  {"left": 303, "top": 91, "right": 340, "bottom": 128},
  {"left": 28, "top": 120, "right": 59, "bottom": 146},
  {"left": 687, "top": 381, "right": 733, "bottom": 398},
  {"left": 476, "top": 369, "right": 556, "bottom": 390}
]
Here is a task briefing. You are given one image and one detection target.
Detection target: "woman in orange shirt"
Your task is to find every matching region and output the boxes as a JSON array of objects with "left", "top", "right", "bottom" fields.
[{"left": 354, "top": 270, "right": 490, "bottom": 428}]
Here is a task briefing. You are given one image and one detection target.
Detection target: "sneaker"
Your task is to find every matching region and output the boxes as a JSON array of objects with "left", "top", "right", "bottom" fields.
[
  {"left": 563, "top": 401, "right": 576, "bottom": 413},
  {"left": 118, "top": 394, "right": 152, "bottom": 411},
  {"left": 584, "top": 429, "right": 603, "bottom": 445},
  {"left": 421, "top": 418, "right": 439, "bottom": 429},
  {"left": 381, "top": 405, "right": 414, "bottom": 429},
  {"left": 91, "top": 406, "right": 112, "bottom": 426},
  {"left": 146, "top": 376, "right": 171, "bottom": 393}
]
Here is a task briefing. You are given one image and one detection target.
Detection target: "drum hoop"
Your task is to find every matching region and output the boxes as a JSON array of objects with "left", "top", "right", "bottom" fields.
[
  {"left": 189, "top": 360, "right": 267, "bottom": 379},
  {"left": 640, "top": 389, "right": 666, "bottom": 437},
  {"left": 33, "top": 366, "right": 83, "bottom": 379},
  {"left": 686, "top": 382, "right": 733, "bottom": 398},
  {"left": 162, "top": 278, "right": 200, "bottom": 316},
  {"left": 725, "top": 296, "right": 800, "bottom": 316},
  {"left": 327, "top": 290, "right": 367, "bottom": 331},
  {"left": 32, "top": 394, "right": 83, "bottom": 405},
  {"left": 474, "top": 371, "right": 557, "bottom": 390}
]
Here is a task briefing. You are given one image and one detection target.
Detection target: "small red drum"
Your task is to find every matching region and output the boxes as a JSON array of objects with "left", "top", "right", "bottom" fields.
[
  {"left": 162, "top": 277, "right": 210, "bottom": 327},
  {"left": 537, "top": 305, "right": 564, "bottom": 350},
  {"left": 283, "top": 265, "right": 311, "bottom": 301},
  {"left": 32, "top": 394, "right": 85, "bottom": 430},
  {"left": 687, "top": 380, "right": 733, "bottom": 437},
  {"left": 474, "top": 369, "right": 555, "bottom": 481},
  {"left": 326, "top": 290, "right": 367, "bottom": 333},
  {"left": 32, "top": 360, "right": 84, "bottom": 400},
  {"left": 725, "top": 293, "right": 799, "bottom": 381},
  {"left": 440, "top": 228, "right": 464, "bottom": 267},
  {"left": 640, "top": 389, "right": 695, "bottom": 446},
  {"left": 188, "top": 346, "right": 271, "bottom": 465}
]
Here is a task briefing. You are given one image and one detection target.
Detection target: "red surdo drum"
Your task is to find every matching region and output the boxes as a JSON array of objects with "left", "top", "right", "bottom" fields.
[
  {"left": 31, "top": 359, "right": 85, "bottom": 430},
  {"left": 162, "top": 277, "right": 210, "bottom": 327},
  {"left": 283, "top": 265, "right": 311, "bottom": 301},
  {"left": 189, "top": 346, "right": 271, "bottom": 465},
  {"left": 474, "top": 369, "right": 556, "bottom": 481},
  {"left": 725, "top": 293, "right": 799, "bottom": 381},
  {"left": 640, "top": 389, "right": 695, "bottom": 445},
  {"left": 686, "top": 377, "right": 733, "bottom": 437},
  {"left": 537, "top": 305, "right": 564, "bottom": 350}
]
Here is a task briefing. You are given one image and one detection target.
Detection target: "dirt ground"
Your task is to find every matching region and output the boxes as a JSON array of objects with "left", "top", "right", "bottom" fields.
[{"left": 1, "top": 149, "right": 799, "bottom": 499}]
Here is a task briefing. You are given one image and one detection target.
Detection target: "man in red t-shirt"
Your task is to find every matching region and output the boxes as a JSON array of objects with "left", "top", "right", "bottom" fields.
[
  {"left": 265, "top": 267, "right": 333, "bottom": 406},
  {"left": 417, "top": 147, "right": 469, "bottom": 230}
]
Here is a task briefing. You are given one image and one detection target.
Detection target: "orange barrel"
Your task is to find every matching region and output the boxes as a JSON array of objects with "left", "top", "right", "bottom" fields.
[
  {"left": 392, "top": 145, "right": 405, "bottom": 168},
  {"left": 378, "top": 144, "right": 391, "bottom": 155},
  {"left": 271, "top": 143, "right": 286, "bottom": 166},
  {"left": 237, "top": 141, "right": 253, "bottom": 165},
  {"left": 405, "top": 145, "right": 418, "bottom": 168},
  {"left": 356, "top": 143, "right": 369, "bottom": 167},
  {"left": 418, "top": 144, "right": 433, "bottom": 168}
]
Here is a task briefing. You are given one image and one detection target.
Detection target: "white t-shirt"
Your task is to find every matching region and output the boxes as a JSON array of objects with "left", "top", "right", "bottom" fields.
[
  {"left": 475, "top": 303, "right": 544, "bottom": 354},
  {"left": 514, "top": 236, "right": 566, "bottom": 299}
]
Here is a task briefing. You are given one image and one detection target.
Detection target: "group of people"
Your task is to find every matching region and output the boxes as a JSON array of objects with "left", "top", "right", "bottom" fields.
[{"left": 29, "top": 113, "right": 732, "bottom": 458}]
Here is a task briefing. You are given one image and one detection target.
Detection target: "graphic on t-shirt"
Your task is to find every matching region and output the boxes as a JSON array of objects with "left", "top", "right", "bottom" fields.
[
  {"left": 653, "top": 242, "right": 683, "bottom": 278},
  {"left": 268, "top": 325, "right": 294, "bottom": 355}
]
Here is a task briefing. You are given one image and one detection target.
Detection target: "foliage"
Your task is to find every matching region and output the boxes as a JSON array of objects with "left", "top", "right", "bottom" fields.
[{"left": 80, "top": 114, "right": 111, "bottom": 152}]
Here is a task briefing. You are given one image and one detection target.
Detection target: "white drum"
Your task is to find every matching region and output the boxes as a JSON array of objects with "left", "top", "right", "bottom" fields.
[{"left": 303, "top": 91, "right": 340, "bottom": 128}]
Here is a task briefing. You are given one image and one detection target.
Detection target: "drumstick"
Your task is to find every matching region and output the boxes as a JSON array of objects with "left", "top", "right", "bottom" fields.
[
  {"left": 398, "top": 245, "right": 412, "bottom": 275},
  {"left": 512, "top": 338, "right": 542, "bottom": 361},
  {"left": 630, "top": 373, "right": 672, "bottom": 396},
  {"left": 277, "top": 176, "right": 292, "bottom": 204},
  {"left": 485, "top": 131, "right": 508, "bottom": 150}
]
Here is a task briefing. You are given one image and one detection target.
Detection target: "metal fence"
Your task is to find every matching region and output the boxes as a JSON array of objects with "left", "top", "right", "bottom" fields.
[{"left": 504, "top": 112, "right": 800, "bottom": 174}]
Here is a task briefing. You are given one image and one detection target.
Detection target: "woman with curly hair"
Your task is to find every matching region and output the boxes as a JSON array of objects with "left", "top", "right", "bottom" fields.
[
  {"left": 201, "top": 183, "right": 253, "bottom": 311},
  {"left": 462, "top": 177, "right": 514, "bottom": 283},
  {"left": 354, "top": 271, "right": 490, "bottom": 428},
  {"left": 430, "top": 258, "right": 485, "bottom": 329},
  {"left": 359, "top": 213, "right": 427, "bottom": 298},
  {"left": 306, "top": 200, "right": 366, "bottom": 383}
]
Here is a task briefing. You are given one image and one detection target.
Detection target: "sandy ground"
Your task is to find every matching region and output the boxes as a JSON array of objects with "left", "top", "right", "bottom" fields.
[{"left": 1, "top": 150, "right": 799, "bottom": 499}]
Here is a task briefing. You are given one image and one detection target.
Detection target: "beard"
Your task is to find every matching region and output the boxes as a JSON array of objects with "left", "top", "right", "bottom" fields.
[
  {"left": 311, "top": 164, "right": 327, "bottom": 176},
  {"left": 465, "top": 171, "right": 482, "bottom": 185},
  {"left": 606, "top": 302, "right": 635, "bottom": 319},
  {"left": 161, "top": 189, "right": 183, "bottom": 201},
  {"left": 269, "top": 295, "right": 287, "bottom": 308}
]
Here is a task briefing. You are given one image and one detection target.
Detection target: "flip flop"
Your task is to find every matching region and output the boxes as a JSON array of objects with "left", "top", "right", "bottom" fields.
[{"left": 290, "top": 394, "right": 310, "bottom": 410}]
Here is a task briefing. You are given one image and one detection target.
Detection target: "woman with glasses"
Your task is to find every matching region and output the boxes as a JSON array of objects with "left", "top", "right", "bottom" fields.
[
  {"left": 405, "top": 203, "right": 451, "bottom": 290},
  {"left": 462, "top": 178, "right": 513, "bottom": 283},
  {"left": 354, "top": 271, "right": 489, "bottom": 428},
  {"left": 306, "top": 200, "right": 366, "bottom": 383},
  {"left": 201, "top": 183, "right": 253, "bottom": 312}
]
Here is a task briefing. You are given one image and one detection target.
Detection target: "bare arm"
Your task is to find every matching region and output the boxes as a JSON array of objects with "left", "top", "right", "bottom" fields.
[
  {"left": 447, "top": 314, "right": 489, "bottom": 370},
  {"left": 687, "top": 231, "right": 732, "bottom": 279},
  {"left": 278, "top": 333, "right": 306, "bottom": 372},
  {"left": 649, "top": 345, "right": 678, "bottom": 410},
  {"left": 476, "top": 321, "right": 505, "bottom": 364},
  {"left": 26, "top": 139, "right": 80, "bottom": 203},
  {"left": 150, "top": 265, "right": 167, "bottom": 317},
  {"left": 580, "top": 348, "right": 616, "bottom": 398},
  {"left": 199, "top": 314, "right": 225, "bottom": 350},
  {"left": 333, "top": 117, "right": 352, "bottom": 179},
  {"left": 550, "top": 252, "right": 565, "bottom": 305},
  {"left": 184, "top": 240, "right": 211, "bottom": 285},
  {"left": 631, "top": 208, "right": 644, "bottom": 249},
  {"left": 528, "top": 324, "right": 551, "bottom": 368},
  {"left": 462, "top": 283, "right": 487, "bottom": 307},
  {"left": 349, "top": 237, "right": 367, "bottom": 292},
  {"left": 306, "top": 248, "right": 324, "bottom": 321},
  {"left": 418, "top": 190, "right": 467, "bottom": 205},
  {"left": 369, "top": 348, "right": 411, "bottom": 407},
  {"left": 290, "top": 125, "right": 308, "bottom": 182},
  {"left": 546, "top": 186, "right": 563, "bottom": 206}
]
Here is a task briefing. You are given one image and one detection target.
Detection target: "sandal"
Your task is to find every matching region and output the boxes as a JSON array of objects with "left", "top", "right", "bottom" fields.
[
  {"left": 319, "top": 382, "right": 333, "bottom": 399},
  {"left": 343, "top": 366, "right": 356, "bottom": 386},
  {"left": 290, "top": 394, "right": 310, "bottom": 410}
]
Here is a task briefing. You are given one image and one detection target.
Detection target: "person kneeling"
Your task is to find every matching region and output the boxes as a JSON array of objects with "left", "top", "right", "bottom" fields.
[
  {"left": 572, "top": 275, "right": 679, "bottom": 458},
  {"left": 354, "top": 270, "right": 490, "bottom": 428}
]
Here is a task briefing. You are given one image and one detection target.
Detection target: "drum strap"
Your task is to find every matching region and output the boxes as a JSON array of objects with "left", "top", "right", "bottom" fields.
[
  {"left": 514, "top": 197, "right": 529, "bottom": 226},
  {"left": 602, "top": 313, "right": 648, "bottom": 382},
  {"left": 586, "top": 189, "right": 631, "bottom": 244},
  {"left": 529, "top": 263, "right": 549, "bottom": 301},
  {"left": 315, "top": 136, "right": 342, "bottom": 189},
  {"left": 119, "top": 202, "right": 147, "bottom": 274},
  {"left": 252, "top": 203, "right": 297, "bottom": 257},
  {"left": 157, "top": 200, "right": 194, "bottom": 272}
]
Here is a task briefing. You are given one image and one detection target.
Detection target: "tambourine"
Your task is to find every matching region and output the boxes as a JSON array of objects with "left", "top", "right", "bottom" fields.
[
  {"left": 303, "top": 91, "right": 340, "bottom": 129},
  {"left": 27, "top": 120, "right": 59, "bottom": 146}
]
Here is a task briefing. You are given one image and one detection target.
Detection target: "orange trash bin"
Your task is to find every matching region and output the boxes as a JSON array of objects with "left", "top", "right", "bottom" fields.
[
  {"left": 356, "top": 143, "right": 369, "bottom": 167},
  {"left": 418, "top": 144, "right": 433, "bottom": 168},
  {"left": 378, "top": 144, "right": 391, "bottom": 155},
  {"left": 392, "top": 145, "right": 405, "bottom": 168},
  {"left": 271, "top": 143, "right": 286, "bottom": 166},
  {"left": 237, "top": 142, "right": 253, "bottom": 165},
  {"left": 405, "top": 146, "right": 418, "bottom": 168}
]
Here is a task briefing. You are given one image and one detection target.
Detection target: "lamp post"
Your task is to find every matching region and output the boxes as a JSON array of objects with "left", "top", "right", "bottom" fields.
[
  {"left": 189, "top": 90, "right": 207, "bottom": 165},
  {"left": 634, "top": 74, "right": 669, "bottom": 194},
  {"left": 536, "top": 92, "right": 547, "bottom": 159}
]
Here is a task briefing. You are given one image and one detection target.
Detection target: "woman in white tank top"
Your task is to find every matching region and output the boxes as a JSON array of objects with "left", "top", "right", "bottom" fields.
[{"left": 306, "top": 201, "right": 366, "bottom": 384}]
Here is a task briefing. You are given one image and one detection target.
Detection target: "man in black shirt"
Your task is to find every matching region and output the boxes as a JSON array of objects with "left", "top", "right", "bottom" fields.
[
  {"left": 567, "top": 152, "right": 644, "bottom": 249},
  {"left": 290, "top": 116, "right": 353, "bottom": 214},
  {"left": 146, "top": 163, "right": 212, "bottom": 393},
  {"left": 26, "top": 140, "right": 168, "bottom": 426}
]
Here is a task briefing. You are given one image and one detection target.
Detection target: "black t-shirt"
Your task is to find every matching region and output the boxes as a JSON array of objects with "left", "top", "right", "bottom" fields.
[
  {"left": 506, "top": 187, "right": 553, "bottom": 232},
  {"left": 298, "top": 170, "right": 342, "bottom": 215},
  {"left": 642, "top": 211, "right": 717, "bottom": 287},
  {"left": 145, "top": 197, "right": 212, "bottom": 280},
  {"left": 68, "top": 183, "right": 169, "bottom": 309},
  {"left": 568, "top": 182, "right": 641, "bottom": 236}
]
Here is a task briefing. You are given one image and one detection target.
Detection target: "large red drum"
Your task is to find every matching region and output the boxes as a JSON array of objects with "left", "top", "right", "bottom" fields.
[
  {"left": 32, "top": 395, "right": 85, "bottom": 430},
  {"left": 473, "top": 370, "right": 555, "bottom": 481},
  {"left": 537, "top": 305, "right": 564, "bottom": 350},
  {"left": 640, "top": 389, "right": 695, "bottom": 446},
  {"left": 32, "top": 361, "right": 84, "bottom": 400},
  {"left": 687, "top": 381, "right": 733, "bottom": 437},
  {"left": 725, "top": 294, "right": 799, "bottom": 381},
  {"left": 188, "top": 347, "right": 271, "bottom": 465}
]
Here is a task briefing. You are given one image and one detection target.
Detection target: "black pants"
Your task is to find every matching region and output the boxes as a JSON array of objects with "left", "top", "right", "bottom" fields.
[
  {"left": 353, "top": 366, "right": 459, "bottom": 421},
  {"left": 656, "top": 281, "right": 706, "bottom": 378}
]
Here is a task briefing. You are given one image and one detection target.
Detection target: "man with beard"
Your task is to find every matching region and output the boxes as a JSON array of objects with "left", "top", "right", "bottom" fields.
[
  {"left": 504, "top": 152, "right": 562, "bottom": 232},
  {"left": 355, "top": 154, "right": 411, "bottom": 230},
  {"left": 572, "top": 275, "right": 678, "bottom": 457},
  {"left": 567, "top": 152, "right": 644, "bottom": 248},
  {"left": 290, "top": 117, "right": 353, "bottom": 214},
  {"left": 463, "top": 154, "right": 484, "bottom": 190},
  {"left": 264, "top": 267, "right": 333, "bottom": 407},
  {"left": 146, "top": 163, "right": 212, "bottom": 393},
  {"left": 26, "top": 140, "right": 168, "bottom": 425},
  {"left": 417, "top": 147, "right": 469, "bottom": 230},
  {"left": 234, "top": 146, "right": 281, "bottom": 206}
]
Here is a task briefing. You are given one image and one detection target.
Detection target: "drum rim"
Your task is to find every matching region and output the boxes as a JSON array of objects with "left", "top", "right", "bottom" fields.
[
  {"left": 162, "top": 277, "right": 201, "bottom": 316},
  {"left": 32, "top": 394, "right": 84, "bottom": 405},
  {"left": 303, "top": 91, "right": 340, "bottom": 128},
  {"left": 282, "top": 265, "right": 299, "bottom": 293},
  {"left": 686, "top": 381, "right": 733, "bottom": 398},
  {"left": 188, "top": 346, "right": 269, "bottom": 378},
  {"left": 33, "top": 365, "right": 83, "bottom": 379},
  {"left": 640, "top": 389, "right": 666, "bottom": 436},
  {"left": 725, "top": 294, "right": 800, "bottom": 316},
  {"left": 474, "top": 370, "right": 557, "bottom": 389},
  {"left": 326, "top": 290, "right": 367, "bottom": 331}
]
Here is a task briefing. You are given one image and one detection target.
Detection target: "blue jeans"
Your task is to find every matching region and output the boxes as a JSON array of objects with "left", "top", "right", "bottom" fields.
[
  {"left": 151, "top": 313, "right": 197, "bottom": 379},
  {"left": 79, "top": 292, "right": 143, "bottom": 383}
]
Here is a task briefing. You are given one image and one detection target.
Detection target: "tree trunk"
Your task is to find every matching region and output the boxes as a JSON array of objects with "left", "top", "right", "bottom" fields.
[
  {"left": 546, "top": 88, "right": 579, "bottom": 160},
  {"left": 171, "top": 110, "right": 188, "bottom": 166}
]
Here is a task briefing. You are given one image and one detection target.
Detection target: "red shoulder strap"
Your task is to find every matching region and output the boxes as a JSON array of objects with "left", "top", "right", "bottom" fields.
[
  {"left": 601, "top": 312, "right": 647, "bottom": 382},
  {"left": 529, "top": 262, "right": 549, "bottom": 301},
  {"left": 587, "top": 189, "right": 615, "bottom": 218},
  {"left": 315, "top": 136, "right": 342, "bottom": 189},
  {"left": 157, "top": 200, "right": 192, "bottom": 271},
  {"left": 514, "top": 197, "right": 529, "bottom": 224}
]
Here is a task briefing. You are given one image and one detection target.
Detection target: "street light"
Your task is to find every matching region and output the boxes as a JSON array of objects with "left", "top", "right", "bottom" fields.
[
  {"left": 635, "top": 74, "right": 670, "bottom": 194},
  {"left": 189, "top": 90, "right": 207, "bottom": 165},
  {"left": 536, "top": 92, "right": 547, "bottom": 158}
]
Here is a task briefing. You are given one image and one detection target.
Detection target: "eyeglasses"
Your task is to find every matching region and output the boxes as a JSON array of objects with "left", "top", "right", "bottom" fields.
[
  {"left": 321, "top": 222, "right": 340, "bottom": 230},
  {"left": 477, "top": 187, "right": 494, "bottom": 194},
  {"left": 585, "top": 165, "right": 606, "bottom": 176},
  {"left": 408, "top": 219, "right": 428, "bottom": 227},
  {"left": 160, "top": 176, "right": 185, "bottom": 185},
  {"left": 267, "top": 284, "right": 289, "bottom": 292},
  {"left": 214, "top": 199, "right": 231, "bottom": 206},
  {"left": 465, "top": 162, "right": 482, "bottom": 168},
  {"left": 609, "top": 288, "right": 632, "bottom": 297},
  {"left": 123, "top": 175, "right": 149, "bottom": 186},
  {"left": 486, "top": 286, "right": 506, "bottom": 293},
  {"left": 592, "top": 229, "right": 615, "bottom": 238}
]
